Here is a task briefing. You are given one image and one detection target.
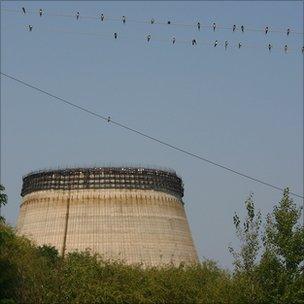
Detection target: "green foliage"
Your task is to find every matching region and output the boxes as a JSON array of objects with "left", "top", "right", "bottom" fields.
[
  {"left": 0, "top": 184, "right": 303, "bottom": 303},
  {"left": 0, "top": 228, "right": 233, "bottom": 304},
  {"left": 229, "top": 193, "right": 262, "bottom": 272},
  {"left": 36, "top": 244, "right": 60, "bottom": 266},
  {"left": 230, "top": 188, "right": 304, "bottom": 304},
  {"left": 264, "top": 188, "right": 304, "bottom": 274},
  {"left": 0, "top": 185, "right": 8, "bottom": 223}
]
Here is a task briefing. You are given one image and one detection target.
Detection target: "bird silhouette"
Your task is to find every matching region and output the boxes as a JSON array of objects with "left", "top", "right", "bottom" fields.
[{"left": 265, "top": 26, "right": 269, "bottom": 34}]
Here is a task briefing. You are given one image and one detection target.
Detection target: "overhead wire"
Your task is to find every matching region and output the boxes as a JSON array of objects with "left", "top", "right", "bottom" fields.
[
  {"left": 1, "top": 72, "right": 303, "bottom": 199},
  {"left": 2, "top": 23, "right": 302, "bottom": 54},
  {"left": 2, "top": 7, "right": 304, "bottom": 36}
]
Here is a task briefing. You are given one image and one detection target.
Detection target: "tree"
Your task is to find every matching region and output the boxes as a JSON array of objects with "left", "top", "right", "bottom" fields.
[
  {"left": 254, "top": 188, "right": 304, "bottom": 303},
  {"left": 0, "top": 185, "right": 8, "bottom": 223},
  {"left": 229, "top": 193, "right": 262, "bottom": 272},
  {"left": 263, "top": 188, "right": 304, "bottom": 276},
  {"left": 37, "top": 245, "right": 60, "bottom": 266},
  {"left": 230, "top": 188, "right": 304, "bottom": 304}
]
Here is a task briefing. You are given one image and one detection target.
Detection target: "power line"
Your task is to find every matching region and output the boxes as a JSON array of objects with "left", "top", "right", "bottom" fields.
[
  {"left": 1, "top": 72, "right": 303, "bottom": 199},
  {"left": 2, "top": 7, "right": 304, "bottom": 36},
  {"left": 3, "top": 24, "right": 303, "bottom": 55}
]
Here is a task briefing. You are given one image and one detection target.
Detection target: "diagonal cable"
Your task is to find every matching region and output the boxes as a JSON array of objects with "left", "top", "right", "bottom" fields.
[{"left": 1, "top": 72, "right": 303, "bottom": 199}]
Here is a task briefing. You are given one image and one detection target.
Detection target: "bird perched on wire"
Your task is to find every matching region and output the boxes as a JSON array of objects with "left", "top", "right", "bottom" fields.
[
  {"left": 214, "top": 40, "right": 218, "bottom": 47},
  {"left": 122, "top": 16, "right": 126, "bottom": 24},
  {"left": 284, "top": 44, "right": 288, "bottom": 53},
  {"left": 114, "top": 32, "right": 118, "bottom": 39},
  {"left": 172, "top": 37, "right": 176, "bottom": 44},
  {"left": 232, "top": 24, "right": 236, "bottom": 32},
  {"left": 151, "top": 18, "right": 155, "bottom": 24},
  {"left": 107, "top": 116, "right": 111, "bottom": 123},
  {"left": 76, "top": 12, "right": 80, "bottom": 20},
  {"left": 238, "top": 42, "right": 242, "bottom": 49},
  {"left": 268, "top": 44, "right": 272, "bottom": 52},
  {"left": 241, "top": 25, "right": 244, "bottom": 32},
  {"left": 28, "top": 25, "right": 33, "bottom": 32},
  {"left": 212, "top": 22, "right": 216, "bottom": 31},
  {"left": 22, "top": 7, "right": 26, "bottom": 14},
  {"left": 265, "top": 26, "right": 269, "bottom": 34},
  {"left": 39, "top": 9, "right": 43, "bottom": 17},
  {"left": 224, "top": 40, "right": 228, "bottom": 50},
  {"left": 197, "top": 22, "right": 201, "bottom": 31},
  {"left": 192, "top": 39, "right": 197, "bottom": 46},
  {"left": 100, "top": 13, "right": 104, "bottom": 21},
  {"left": 167, "top": 21, "right": 171, "bottom": 25},
  {"left": 147, "top": 34, "right": 151, "bottom": 42},
  {"left": 287, "top": 28, "right": 290, "bottom": 36}
]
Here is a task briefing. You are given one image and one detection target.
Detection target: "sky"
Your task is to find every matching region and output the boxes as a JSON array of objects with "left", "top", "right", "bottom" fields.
[{"left": 1, "top": 1, "right": 303, "bottom": 269}]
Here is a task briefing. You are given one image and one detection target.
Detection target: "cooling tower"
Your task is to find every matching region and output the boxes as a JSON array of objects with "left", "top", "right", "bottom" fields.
[{"left": 16, "top": 167, "right": 198, "bottom": 266}]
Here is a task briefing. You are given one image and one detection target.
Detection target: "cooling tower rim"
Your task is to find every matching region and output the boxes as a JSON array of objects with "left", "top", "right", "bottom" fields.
[
  {"left": 21, "top": 165, "right": 184, "bottom": 198},
  {"left": 22, "top": 165, "right": 180, "bottom": 179}
]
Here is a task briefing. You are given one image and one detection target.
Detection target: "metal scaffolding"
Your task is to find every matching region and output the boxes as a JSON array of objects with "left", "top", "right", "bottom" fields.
[{"left": 21, "top": 167, "right": 184, "bottom": 198}]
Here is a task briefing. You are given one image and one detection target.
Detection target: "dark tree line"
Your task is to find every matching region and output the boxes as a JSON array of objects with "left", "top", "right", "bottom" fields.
[{"left": 0, "top": 185, "right": 303, "bottom": 303}]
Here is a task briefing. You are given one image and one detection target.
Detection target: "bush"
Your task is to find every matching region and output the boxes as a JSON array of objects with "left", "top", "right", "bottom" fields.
[{"left": 0, "top": 184, "right": 303, "bottom": 303}]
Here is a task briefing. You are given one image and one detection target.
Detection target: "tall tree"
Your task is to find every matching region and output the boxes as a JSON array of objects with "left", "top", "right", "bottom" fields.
[
  {"left": 0, "top": 184, "right": 8, "bottom": 223},
  {"left": 264, "top": 188, "right": 304, "bottom": 275},
  {"left": 229, "top": 193, "right": 262, "bottom": 272}
]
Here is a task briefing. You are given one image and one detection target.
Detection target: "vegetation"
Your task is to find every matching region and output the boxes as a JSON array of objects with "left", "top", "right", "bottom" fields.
[{"left": 0, "top": 185, "right": 303, "bottom": 303}]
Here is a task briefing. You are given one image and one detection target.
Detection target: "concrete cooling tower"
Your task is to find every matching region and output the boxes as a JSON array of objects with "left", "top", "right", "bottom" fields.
[{"left": 16, "top": 167, "right": 198, "bottom": 266}]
